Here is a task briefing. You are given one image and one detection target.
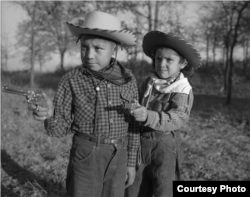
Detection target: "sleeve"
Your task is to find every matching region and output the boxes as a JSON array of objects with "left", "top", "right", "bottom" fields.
[
  {"left": 144, "top": 90, "right": 194, "bottom": 132},
  {"left": 127, "top": 75, "right": 140, "bottom": 167},
  {"left": 44, "top": 74, "right": 74, "bottom": 137}
]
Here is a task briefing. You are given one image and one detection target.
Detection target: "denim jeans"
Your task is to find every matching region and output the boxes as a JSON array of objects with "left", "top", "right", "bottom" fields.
[
  {"left": 125, "top": 131, "right": 183, "bottom": 197},
  {"left": 66, "top": 134, "right": 127, "bottom": 197}
]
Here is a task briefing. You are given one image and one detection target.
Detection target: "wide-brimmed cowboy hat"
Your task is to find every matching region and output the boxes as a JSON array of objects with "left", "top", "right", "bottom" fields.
[
  {"left": 143, "top": 31, "right": 202, "bottom": 68},
  {"left": 66, "top": 11, "right": 136, "bottom": 46}
]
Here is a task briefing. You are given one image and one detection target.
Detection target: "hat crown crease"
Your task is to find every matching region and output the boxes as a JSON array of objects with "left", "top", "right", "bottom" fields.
[
  {"left": 66, "top": 11, "right": 136, "bottom": 46},
  {"left": 83, "top": 11, "right": 121, "bottom": 31}
]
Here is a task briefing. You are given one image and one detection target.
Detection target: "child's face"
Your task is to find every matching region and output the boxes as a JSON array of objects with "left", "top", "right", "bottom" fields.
[
  {"left": 80, "top": 35, "right": 116, "bottom": 71},
  {"left": 154, "top": 47, "right": 186, "bottom": 79}
]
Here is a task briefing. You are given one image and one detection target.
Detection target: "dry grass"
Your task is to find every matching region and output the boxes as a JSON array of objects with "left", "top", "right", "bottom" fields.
[{"left": 1, "top": 67, "right": 250, "bottom": 196}]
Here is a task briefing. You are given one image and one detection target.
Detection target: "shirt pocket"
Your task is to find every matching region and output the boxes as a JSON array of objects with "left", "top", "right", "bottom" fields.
[{"left": 73, "top": 92, "right": 96, "bottom": 122}]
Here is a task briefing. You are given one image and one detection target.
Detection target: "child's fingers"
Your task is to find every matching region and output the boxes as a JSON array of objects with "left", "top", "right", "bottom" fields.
[
  {"left": 33, "top": 110, "right": 49, "bottom": 117},
  {"left": 132, "top": 99, "right": 141, "bottom": 107},
  {"left": 133, "top": 106, "right": 144, "bottom": 113},
  {"left": 33, "top": 113, "right": 47, "bottom": 121},
  {"left": 132, "top": 107, "right": 148, "bottom": 122},
  {"left": 28, "top": 103, "right": 49, "bottom": 112}
]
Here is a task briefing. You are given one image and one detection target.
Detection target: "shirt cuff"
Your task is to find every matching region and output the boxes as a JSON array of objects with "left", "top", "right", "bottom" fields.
[
  {"left": 144, "top": 110, "right": 159, "bottom": 128},
  {"left": 127, "top": 149, "right": 137, "bottom": 167},
  {"left": 44, "top": 116, "right": 57, "bottom": 136}
]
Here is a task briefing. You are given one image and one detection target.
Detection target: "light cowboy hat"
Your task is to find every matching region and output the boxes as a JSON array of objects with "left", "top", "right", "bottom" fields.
[
  {"left": 66, "top": 11, "right": 136, "bottom": 46},
  {"left": 143, "top": 31, "right": 202, "bottom": 68}
]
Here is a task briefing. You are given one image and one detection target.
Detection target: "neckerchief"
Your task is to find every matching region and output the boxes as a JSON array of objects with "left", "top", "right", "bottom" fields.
[
  {"left": 144, "top": 72, "right": 192, "bottom": 97},
  {"left": 84, "top": 58, "right": 132, "bottom": 86}
]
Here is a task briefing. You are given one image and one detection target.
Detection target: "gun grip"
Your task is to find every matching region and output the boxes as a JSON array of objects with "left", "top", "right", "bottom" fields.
[{"left": 31, "top": 99, "right": 47, "bottom": 108}]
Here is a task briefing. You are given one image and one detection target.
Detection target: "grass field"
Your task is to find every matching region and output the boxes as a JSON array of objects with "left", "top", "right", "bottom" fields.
[{"left": 1, "top": 66, "right": 250, "bottom": 197}]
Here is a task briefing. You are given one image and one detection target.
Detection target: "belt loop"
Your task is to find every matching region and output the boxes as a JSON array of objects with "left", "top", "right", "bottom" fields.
[
  {"left": 151, "top": 132, "right": 156, "bottom": 140},
  {"left": 171, "top": 131, "right": 175, "bottom": 138},
  {"left": 97, "top": 134, "right": 101, "bottom": 147}
]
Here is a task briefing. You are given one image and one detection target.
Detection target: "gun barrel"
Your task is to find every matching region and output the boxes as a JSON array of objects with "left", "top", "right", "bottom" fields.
[{"left": 2, "top": 86, "right": 28, "bottom": 96}]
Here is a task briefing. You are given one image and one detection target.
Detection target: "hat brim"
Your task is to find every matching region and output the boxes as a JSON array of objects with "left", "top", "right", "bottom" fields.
[
  {"left": 66, "top": 22, "right": 136, "bottom": 46},
  {"left": 143, "top": 31, "right": 202, "bottom": 68}
]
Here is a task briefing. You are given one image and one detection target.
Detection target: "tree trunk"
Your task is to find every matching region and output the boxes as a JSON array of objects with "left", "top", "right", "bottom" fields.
[
  {"left": 222, "top": 47, "right": 225, "bottom": 69},
  {"left": 4, "top": 49, "right": 8, "bottom": 71},
  {"left": 206, "top": 34, "right": 209, "bottom": 66},
  {"left": 225, "top": 1, "right": 249, "bottom": 105},
  {"left": 30, "top": 2, "right": 37, "bottom": 87},
  {"left": 133, "top": 47, "right": 138, "bottom": 61},
  {"left": 147, "top": 1, "right": 153, "bottom": 32},
  {"left": 40, "top": 60, "right": 43, "bottom": 72},
  {"left": 212, "top": 37, "right": 216, "bottom": 66},
  {"left": 154, "top": 1, "right": 160, "bottom": 30},
  {"left": 60, "top": 51, "right": 65, "bottom": 71},
  {"left": 243, "top": 37, "right": 249, "bottom": 75},
  {"left": 223, "top": 44, "right": 230, "bottom": 93},
  {"left": 225, "top": 47, "right": 233, "bottom": 105}
]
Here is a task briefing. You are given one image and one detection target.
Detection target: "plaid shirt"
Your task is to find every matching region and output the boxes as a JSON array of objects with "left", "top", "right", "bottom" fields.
[
  {"left": 140, "top": 75, "right": 194, "bottom": 132},
  {"left": 45, "top": 66, "right": 140, "bottom": 167}
]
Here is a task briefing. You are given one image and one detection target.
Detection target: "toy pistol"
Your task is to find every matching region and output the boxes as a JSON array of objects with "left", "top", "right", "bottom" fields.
[
  {"left": 2, "top": 85, "right": 43, "bottom": 104},
  {"left": 124, "top": 99, "right": 141, "bottom": 111}
]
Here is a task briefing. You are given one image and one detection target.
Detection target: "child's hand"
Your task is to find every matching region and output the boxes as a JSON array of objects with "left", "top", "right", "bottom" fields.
[
  {"left": 28, "top": 92, "right": 54, "bottom": 121},
  {"left": 131, "top": 105, "right": 148, "bottom": 122}
]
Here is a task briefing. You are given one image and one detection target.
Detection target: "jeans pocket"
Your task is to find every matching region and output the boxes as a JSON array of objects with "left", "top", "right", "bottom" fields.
[
  {"left": 159, "top": 135, "right": 176, "bottom": 154},
  {"left": 141, "top": 137, "right": 151, "bottom": 165},
  {"left": 72, "top": 142, "right": 95, "bottom": 163}
]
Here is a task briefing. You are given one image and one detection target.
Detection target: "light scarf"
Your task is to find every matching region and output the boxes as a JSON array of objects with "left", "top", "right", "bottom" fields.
[{"left": 144, "top": 72, "right": 192, "bottom": 97}]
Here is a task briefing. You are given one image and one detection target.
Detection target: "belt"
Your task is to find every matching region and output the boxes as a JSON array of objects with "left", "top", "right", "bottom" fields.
[
  {"left": 141, "top": 131, "right": 172, "bottom": 139},
  {"left": 75, "top": 133, "right": 125, "bottom": 145}
]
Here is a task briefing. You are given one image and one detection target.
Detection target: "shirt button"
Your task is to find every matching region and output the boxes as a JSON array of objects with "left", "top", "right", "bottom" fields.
[
  {"left": 110, "top": 119, "right": 114, "bottom": 123},
  {"left": 107, "top": 84, "right": 111, "bottom": 88},
  {"left": 108, "top": 100, "right": 112, "bottom": 105}
]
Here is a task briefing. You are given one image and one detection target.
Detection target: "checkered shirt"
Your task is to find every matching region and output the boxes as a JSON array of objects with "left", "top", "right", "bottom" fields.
[
  {"left": 140, "top": 76, "right": 194, "bottom": 132},
  {"left": 45, "top": 67, "right": 140, "bottom": 167}
]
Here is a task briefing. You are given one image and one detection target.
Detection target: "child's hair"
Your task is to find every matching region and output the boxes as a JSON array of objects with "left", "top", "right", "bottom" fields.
[{"left": 152, "top": 46, "right": 195, "bottom": 79}]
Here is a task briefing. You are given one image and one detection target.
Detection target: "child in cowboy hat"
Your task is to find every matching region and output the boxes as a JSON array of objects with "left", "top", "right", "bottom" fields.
[
  {"left": 125, "top": 31, "right": 202, "bottom": 197},
  {"left": 28, "top": 11, "right": 140, "bottom": 197}
]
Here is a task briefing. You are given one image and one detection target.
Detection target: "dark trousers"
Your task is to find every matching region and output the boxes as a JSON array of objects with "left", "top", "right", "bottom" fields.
[
  {"left": 125, "top": 131, "right": 183, "bottom": 197},
  {"left": 66, "top": 134, "right": 127, "bottom": 197}
]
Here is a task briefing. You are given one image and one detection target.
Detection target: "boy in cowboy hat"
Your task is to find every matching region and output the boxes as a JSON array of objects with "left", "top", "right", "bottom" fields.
[
  {"left": 28, "top": 11, "right": 140, "bottom": 197},
  {"left": 125, "top": 31, "right": 202, "bottom": 197}
]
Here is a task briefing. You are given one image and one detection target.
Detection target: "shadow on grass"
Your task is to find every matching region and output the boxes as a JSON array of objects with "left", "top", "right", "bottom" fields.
[
  {"left": 1, "top": 70, "right": 67, "bottom": 91},
  {"left": 35, "top": 71, "right": 67, "bottom": 91},
  {"left": 192, "top": 94, "right": 250, "bottom": 120},
  {"left": 1, "top": 149, "right": 67, "bottom": 197},
  {"left": 1, "top": 185, "right": 19, "bottom": 197}
]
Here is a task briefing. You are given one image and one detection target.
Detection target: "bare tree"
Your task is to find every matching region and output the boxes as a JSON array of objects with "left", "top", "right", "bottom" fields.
[
  {"left": 222, "top": 1, "right": 250, "bottom": 104},
  {"left": 1, "top": 27, "right": 12, "bottom": 71},
  {"left": 198, "top": 1, "right": 250, "bottom": 104},
  {"left": 37, "top": 1, "right": 84, "bottom": 71},
  {"left": 242, "top": 36, "right": 249, "bottom": 75},
  {"left": 238, "top": 5, "right": 250, "bottom": 76},
  {"left": 117, "top": 1, "right": 186, "bottom": 61},
  {"left": 15, "top": 1, "right": 39, "bottom": 87},
  {"left": 30, "top": 2, "right": 38, "bottom": 86}
]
